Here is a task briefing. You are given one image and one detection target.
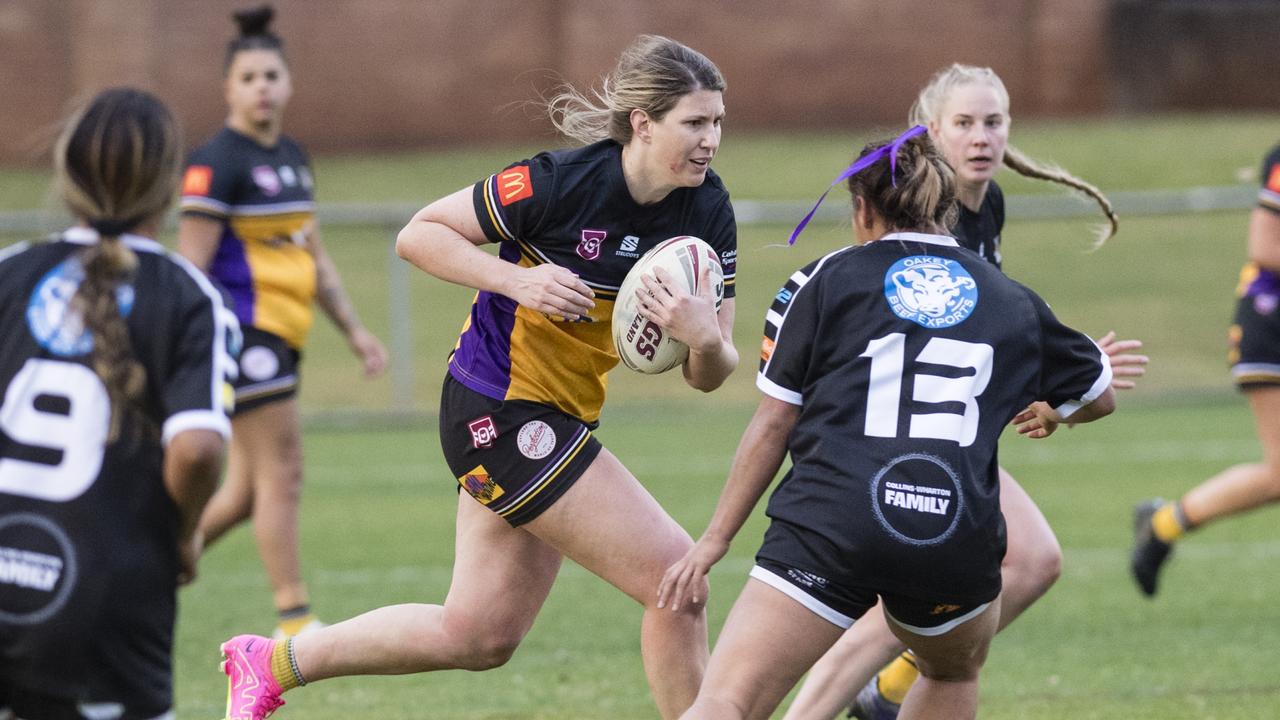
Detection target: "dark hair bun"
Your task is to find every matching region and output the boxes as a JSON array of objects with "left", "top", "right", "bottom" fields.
[{"left": 233, "top": 5, "right": 274, "bottom": 37}]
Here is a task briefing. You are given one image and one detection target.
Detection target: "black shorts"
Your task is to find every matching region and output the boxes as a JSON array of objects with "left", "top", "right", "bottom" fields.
[
  {"left": 233, "top": 326, "right": 301, "bottom": 414},
  {"left": 754, "top": 519, "right": 998, "bottom": 634},
  {"left": 439, "top": 373, "right": 602, "bottom": 527},
  {"left": 0, "top": 684, "right": 172, "bottom": 720},
  {"left": 1230, "top": 292, "right": 1280, "bottom": 389}
]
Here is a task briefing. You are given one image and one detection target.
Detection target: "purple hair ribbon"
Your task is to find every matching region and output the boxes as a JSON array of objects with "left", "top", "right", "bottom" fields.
[{"left": 787, "top": 124, "right": 928, "bottom": 245}]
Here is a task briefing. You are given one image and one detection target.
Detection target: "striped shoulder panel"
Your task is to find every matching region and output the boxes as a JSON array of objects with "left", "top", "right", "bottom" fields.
[{"left": 759, "top": 246, "right": 851, "bottom": 373}]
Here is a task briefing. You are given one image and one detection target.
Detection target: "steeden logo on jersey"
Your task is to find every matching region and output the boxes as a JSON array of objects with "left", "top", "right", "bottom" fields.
[
  {"left": 616, "top": 235, "right": 641, "bottom": 258},
  {"left": 884, "top": 255, "right": 978, "bottom": 329}
]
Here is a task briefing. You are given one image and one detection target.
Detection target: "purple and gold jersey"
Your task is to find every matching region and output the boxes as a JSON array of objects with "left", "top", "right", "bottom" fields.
[
  {"left": 180, "top": 127, "right": 317, "bottom": 349},
  {"left": 460, "top": 140, "right": 737, "bottom": 424},
  {"left": 1236, "top": 145, "right": 1280, "bottom": 302}
]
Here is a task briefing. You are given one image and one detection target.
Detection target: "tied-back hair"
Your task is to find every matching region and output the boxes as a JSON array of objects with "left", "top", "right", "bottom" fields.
[
  {"left": 224, "top": 4, "right": 285, "bottom": 72},
  {"left": 912, "top": 63, "right": 1118, "bottom": 246},
  {"left": 54, "top": 88, "right": 182, "bottom": 441},
  {"left": 847, "top": 134, "right": 958, "bottom": 234},
  {"left": 547, "top": 34, "right": 725, "bottom": 146}
]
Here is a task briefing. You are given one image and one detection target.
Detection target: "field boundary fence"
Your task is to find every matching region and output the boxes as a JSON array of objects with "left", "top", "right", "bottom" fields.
[{"left": 0, "top": 184, "right": 1254, "bottom": 426}]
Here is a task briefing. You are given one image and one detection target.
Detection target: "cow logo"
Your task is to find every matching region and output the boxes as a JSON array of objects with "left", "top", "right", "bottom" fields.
[
  {"left": 182, "top": 165, "right": 213, "bottom": 196},
  {"left": 27, "top": 257, "right": 133, "bottom": 357},
  {"left": 0, "top": 513, "right": 78, "bottom": 626},
  {"left": 497, "top": 166, "right": 533, "bottom": 206},
  {"left": 468, "top": 415, "right": 497, "bottom": 449},
  {"left": 884, "top": 256, "right": 978, "bottom": 328},
  {"left": 458, "top": 465, "right": 504, "bottom": 505},
  {"left": 516, "top": 420, "right": 556, "bottom": 460},
  {"left": 577, "top": 229, "right": 606, "bottom": 261},
  {"left": 869, "top": 453, "right": 963, "bottom": 546},
  {"left": 251, "top": 165, "right": 282, "bottom": 196}
]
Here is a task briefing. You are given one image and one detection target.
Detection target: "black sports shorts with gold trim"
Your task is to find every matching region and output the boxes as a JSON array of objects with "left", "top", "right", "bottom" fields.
[
  {"left": 439, "top": 373, "right": 602, "bottom": 527},
  {"left": 232, "top": 326, "right": 300, "bottom": 414},
  {"left": 1230, "top": 289, "right": 1280, "bottom": 390}
]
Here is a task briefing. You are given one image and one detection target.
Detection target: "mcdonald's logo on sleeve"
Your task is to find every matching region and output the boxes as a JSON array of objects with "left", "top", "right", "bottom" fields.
[
  {"left": 497, "top": 165, "right": 534, "bottom": 206},
  {"left": 1267, "top": 165, "right": 1280, "bottom": 193},
  {"left": 183, "top": 165, "right": 213, "bottom": 196}
]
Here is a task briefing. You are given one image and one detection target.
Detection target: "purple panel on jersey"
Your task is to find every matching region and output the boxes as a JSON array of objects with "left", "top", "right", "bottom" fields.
[
  {"left": 208, "top": 225, "right": 255, "bottom": 326},
  {"left": 448, "top": 241, "right": 520, "bottom": 400}
]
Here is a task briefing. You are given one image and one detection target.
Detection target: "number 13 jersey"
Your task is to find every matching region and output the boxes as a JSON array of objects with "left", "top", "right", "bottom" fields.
[{"left": 757, "top": 233, "right": 1110, "bottom": 603}]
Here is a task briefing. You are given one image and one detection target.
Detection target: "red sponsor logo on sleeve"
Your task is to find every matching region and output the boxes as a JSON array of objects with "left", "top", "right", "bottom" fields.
[
  {"left": 182, "top": 165, "right": 213, "bottom": 196},
  {"left": 497, "top": 166, "right": 533, "bottom": 206},
  {"left": 1267, "top": 165, "right": 1280, "bottom": 193}
]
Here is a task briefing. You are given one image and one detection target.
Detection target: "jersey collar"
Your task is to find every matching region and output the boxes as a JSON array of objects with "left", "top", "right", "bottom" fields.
[
  {"left": 879, "top": 231, "right": 958, "bottom": 247},
  {"left": 62, "top": 226, "right": 164, "bottom": 253}
]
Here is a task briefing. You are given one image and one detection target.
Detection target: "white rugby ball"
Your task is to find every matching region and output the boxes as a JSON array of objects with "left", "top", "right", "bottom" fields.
[{"left": 612, "top": 235, "right": 724, "bottom": 375}]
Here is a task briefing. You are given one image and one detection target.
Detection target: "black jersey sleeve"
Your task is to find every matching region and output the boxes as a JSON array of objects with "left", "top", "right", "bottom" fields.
[
  {"left": 180, "top": 141, "right": 241, "bottom": 220},
  {"left": 158, "top": 256, "right": 240, "bottom": 445},
  {"left": 704, "top": 196, "right": 738, "bottom": 299},
  {"left": 471, "top": 153, "right": 556, "bottom": 244},
  {"left": 757, "top": 254, "right": 837, "bottom": 405},
  {"left": 1257, "top": 145, "right": 1280, "bottom": 215},
  {"left": 1028, "top": 289, "right": 1112, "bottom": 418}
]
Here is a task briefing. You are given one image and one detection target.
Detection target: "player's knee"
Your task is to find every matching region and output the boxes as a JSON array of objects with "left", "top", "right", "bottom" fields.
[
  {"left": 1005, "top": 535, "right": 1062, "bottom": 596},
  {"left": 457, "top": 631, "right": 523, "bottom": 670}
]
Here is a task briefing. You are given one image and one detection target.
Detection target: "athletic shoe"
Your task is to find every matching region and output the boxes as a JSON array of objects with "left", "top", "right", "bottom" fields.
[
  {"left": 221, "top": 634, "right": 285, "bottom": 720},
  {"left": 848, "top": 678, "right": 900, "bottom": 720},
  {"left": 273, "top": 618, "right": 325, "bottom": 640},
  {"left": 1131, "top": 499, "right": 1174, "bottom": 597}
]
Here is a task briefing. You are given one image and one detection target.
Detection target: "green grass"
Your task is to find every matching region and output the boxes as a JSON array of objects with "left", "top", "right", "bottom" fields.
[
  {"left": 5, "top": 116, "right": 1280, "bottom": 717},
  {"left": 174, "top": 397, "right": 1280, "bottom": 719}
]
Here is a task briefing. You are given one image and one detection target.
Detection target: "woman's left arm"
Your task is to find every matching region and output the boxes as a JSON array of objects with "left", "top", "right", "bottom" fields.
[
  {"left": 637, "top": 263, "right": 738, "bottom": 391},
  {"left": 307, "top": 223, "right": 388, "bottom": 378}
]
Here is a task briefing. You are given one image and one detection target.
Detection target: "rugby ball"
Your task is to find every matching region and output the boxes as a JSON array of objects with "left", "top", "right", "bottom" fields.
[{"left": 612, "top": 236, "right": 724, "bottom": 375}]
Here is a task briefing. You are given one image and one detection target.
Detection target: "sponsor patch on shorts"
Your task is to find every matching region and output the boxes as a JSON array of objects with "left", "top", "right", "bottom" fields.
[{"left": 517, "top": 420, "right": 556, "bottom": 459}]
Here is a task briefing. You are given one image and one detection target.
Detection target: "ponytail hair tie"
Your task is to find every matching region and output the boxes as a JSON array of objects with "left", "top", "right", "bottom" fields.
[
  {"left": 788, "top": 124, "right": 928, "bottom": 246},
  {"left": 89, "top": 217, "right": 139, "bottom": 238}
]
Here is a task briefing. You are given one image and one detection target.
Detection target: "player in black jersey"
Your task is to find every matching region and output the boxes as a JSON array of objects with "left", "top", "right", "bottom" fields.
[
  {"left": 0, "top": 89, "right": 234, "bottom": 720},
  {"left": 218, "top": 35, "right": 737, "bottom": 720},
  {"left": 1130, "top": 145, "right": 1280, "bottom": 596},
  {"left": 660, "top": 131, "right": 1115, "bottom": 720},
  {"left": 787, "top": 65, "right": 1145, "bottom": 720},
  {"left": 180, "top": 5, "right": 388, "bottom": 640}
]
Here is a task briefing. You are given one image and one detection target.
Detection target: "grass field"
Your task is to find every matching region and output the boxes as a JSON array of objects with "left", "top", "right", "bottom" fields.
[{"left": 5, "top": 114, "right": 1280, "bottom": 717}]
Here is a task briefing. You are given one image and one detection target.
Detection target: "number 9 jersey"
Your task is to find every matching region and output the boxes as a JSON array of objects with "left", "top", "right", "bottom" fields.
[
  {"left": 756, "top": 233, "right": 1111, "bottom": 606},
  {"left": 0, "top": 229, "right": 238, "bottom": 717}
]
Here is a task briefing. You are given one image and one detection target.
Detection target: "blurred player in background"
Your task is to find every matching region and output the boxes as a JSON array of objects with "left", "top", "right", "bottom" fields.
[
  {"left": 179, "top": 5, "right": 387, "bottom": 640},
  {"left": 0, "top": 88, "right": 234, "bottom": 720},
  {"left": 1130, "top": 145, "right": 1280, "bottom": 595},
  {"left": 216, "top": 34, "right": 737, "bottom": 720},
  {"left": 786, "top": 64, "right": 1146, "bottom": 720},
  {"left": 658, "top": 129, "right": 1116, "bottom": 720}
]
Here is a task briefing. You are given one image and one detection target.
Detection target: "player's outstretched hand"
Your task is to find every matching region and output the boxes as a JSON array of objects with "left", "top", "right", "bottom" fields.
[
  {"left": 349, "top": 326, "right": 389, "bottom": 378},
  {"left": 1013, "top": 401, "right": 1060, "bottom": 439},
  {"left": 508, "top": 263, "right": 595, "bottom": 321},
  {"left": 637, "top": 264, "right": 720, "bottom": 353},
  {"left": 1096, "top": 330, "right": 1148, "bottom": 390},
  {"left": 657, "top": 534, "right": 726, "bottom": 612}
]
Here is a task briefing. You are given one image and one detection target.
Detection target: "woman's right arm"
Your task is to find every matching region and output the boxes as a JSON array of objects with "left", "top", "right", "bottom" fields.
[
  {"left": 176, "top": 215, "right": 223, "bottom": 272},
  {"left": 395, "top": 187, "right": 595, "bottom": 320}
]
